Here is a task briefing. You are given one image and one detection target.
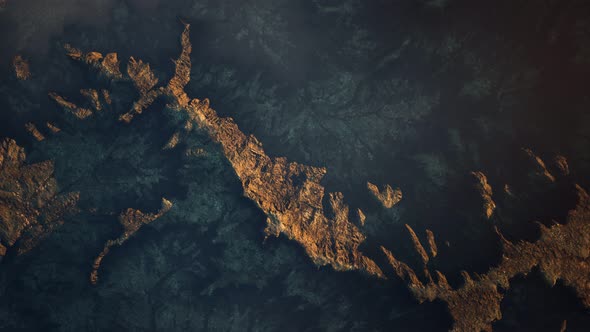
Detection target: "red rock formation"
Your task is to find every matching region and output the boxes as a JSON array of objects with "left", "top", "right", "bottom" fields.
[
  {"left": 119, "top": 24, "right": 192, "bottom": 123},
  {"left": 189, "top": 97, "right": 384, "bottom": 277},
  {"left": 426, "top": 229, "right": 437, "bottom": 258},
  {"left": 117, "top": 25, "right": 383, "bottom": 277},
  {"left": 0, "top": 138, "right": 79, "bottom": 255},
  {"left": 523, "top": 148, "right": 556, "bottom": 182},
  {"left": 163, "top": 132, "right": 180, "bottom": 150},
  {"left": 367, "top": 182, "right": 402, "bottom": 208},
  {"left": 90, "top": 198, "right": 172, "bottom": 284},
  {"left": 49, "top": 92, "right": 93, "bottom": 119},
  {"left": 46, "top": 122, "right": 61, "bottom": 133},
  {"left": 357, "top": 208, "right": 366, "bottom": 226},
  {"left": 471, "top": 171, "right": 496, "bottom": 219},
  {"left": 127, "top": 57, "right": 159, "bottom": 94},
  {"left": 80, "top": 89, "right": 102, "bottom": 111},
  {"left": 25, "top": 123, "right": 45, "bottom": 141},
  {"left": 382, "top": 184, "right": 590, "bottom": 331},
  {"left": 64, "top": 44, "right": 123, "bottom": 79},
  {"left": 61, "top": 26, "right": 590, "bottom": 329}
]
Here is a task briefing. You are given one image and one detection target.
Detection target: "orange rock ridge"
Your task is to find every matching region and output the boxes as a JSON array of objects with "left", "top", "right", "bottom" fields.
[
  {"left": 382, "top": 184, "right": 590, "bottom": 331},
  {"left": 46, "top": 122, "right": 61, "bottom": 133},
  {"left": 0, "top": 138, "right": 79, "bottom": 256},
  {"left": 60, "top": 25, "right": 590, "bottom": 329},
  {"left": 90, "top": 198, "right": 172, "bottom": 284},
  {"left": 49, "top": 92, "right": 93, "bottom": 119},
  {"left": 25, "top": 123, "right": 45, "bottom": 141},
  {"left": 64, "top": 44, "right": 123, "bottom": 79},
  {"left": 523, "top": 148, "right": 556, "bottom": 182},
  {"left": 367, "top": 182, "right": 402, "bottom": 208},
  {"left": 76, "top": 24, "right": 383, "bottom": 278},
  {"left": 471, "top": 171, "right": 496, "bottom": 219},
  {"left": 426, "top": 229, "right": 437, "bottom": 258},
  {"left": 80, "top": 89, "right": 102, "bottom": 111}
]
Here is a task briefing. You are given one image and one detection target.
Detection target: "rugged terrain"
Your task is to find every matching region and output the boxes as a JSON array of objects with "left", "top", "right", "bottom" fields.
[{"left": 2, "top": 1, "right": 590, "bottom": 331}]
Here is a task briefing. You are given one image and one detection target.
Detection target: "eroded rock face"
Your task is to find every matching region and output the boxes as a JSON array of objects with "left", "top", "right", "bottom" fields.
[
  {"left": 49, "top": 92, "right": 93, "bottom": 119},
  {"left": 80, "top": 89, "right": 102, "bottom": 111},
  {"left": 523, "top": 148, "right": 556, "bottom": 183},
  {"left": 90, "top": 198, "right": 172, "bottom": 284},
  {"left": 60, "top": 25, "right": 590, "bottom": 329},
  {"left": 127, "top": 57, "right": 159, "bottom": 94},
  {"left": 190, "top": 99, "right": 385, "bottom": 277},
  {"left": 367, "top": 182, "right": 402, "bottom": 208},
  {"left": 67, "top": 24, "right": 385, "bottom": 278},
  {"left": 46, "top": 122, "right": 61, "bottom": 133},
  {"left": 0, "top": 138, "right": 79, "bottom": 256},
  {"left": 471, "top": 171, "right": 496, "bottom": 219},
  {"left": 426, "top": 229, "right": 437, "bottom": 258},
  {"left": 25, "top": 122, "right": 45, "bottom": 141},
  {"left": 382, "top": 183, "right": 590, "bottom": 332},
  {"left": 64, "top": 44, "right": 123, "bottom": 79}
]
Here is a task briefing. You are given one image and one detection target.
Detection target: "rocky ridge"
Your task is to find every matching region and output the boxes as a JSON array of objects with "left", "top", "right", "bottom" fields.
[
  {"left": 65, "top": 23, "right": 385, "bottom": 278},
  {"left": 381, "top": 165, "right": 590, "bottom": 331},
  {"left": 0, "top": 138, "right": 79, "bottom": 257},
  {"left": 90, "top": 198, "right": 172, "bottom": 284},
  {"left": 58, "top": 25, "right": 590, "bottom": 330},
  {"left": 472, "top": 171, "right": 496, "bottom": 219}
]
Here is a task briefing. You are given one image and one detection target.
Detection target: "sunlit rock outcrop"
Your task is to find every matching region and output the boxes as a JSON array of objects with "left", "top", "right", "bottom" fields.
[
  {"left": 404, "top": 224, "right": 430, "bottom": 265},
  {"left": 189, "top": 98, "right": 384, "bottom": 277},
  {"left": 356, "top": 208, "right": 366, "bottom": 226},
  {"left": 425, "top": 229, "right": 437, "bottom": 258},
  {"left": 367, "top": 182, "right": 402, "bottom": 208},
  {"left": 163, "top": 132, "right": 180, "bottom": 150},
  {"left": 64, "top": 44, "right": 123, "bottom": 79},
  {"left": 46, "top": 122, "right": 61, "bottom": 133},
  {"left": 80, "top": 89, "right": 102, "bottom": 111},
  {"left": 90, "top": 198, "right": 172, "bottom": 284},
  {"left": 49, "top": 92, "right": 93, "bottom": 119},
  {"left": 0, "top": 138, "right": 79, "bottom": 256},
  {"left": 101, "top": 89, "right": 112, "bottom": 105},
  {"left": 471, "top": 171, "right": 496, "bottom": 219},
  {"left": 66, "top": 24, "right": 384, "bottom": 278},
  {"left": 55, "top": 23, "right": 590, "bottom": 329},
  {"left": 382, "top": 183, "right": 590, "bottom": 332},
  {"left": 127, "top": 57, "right": 159, "bottom": 94},
  {"left": 118, "top": 24, "right": 192, "bottom": 123},
  {"left": 25, "top": 122, "right": 45, "bottom": 141},
  {"left": 523, "top": 148, "right": 556, "bottom": 183}
]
